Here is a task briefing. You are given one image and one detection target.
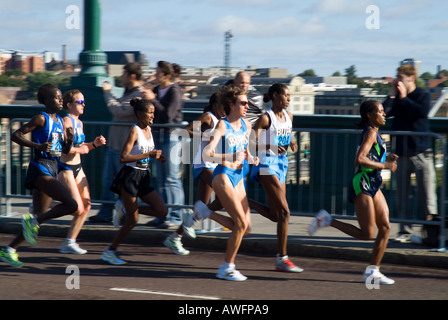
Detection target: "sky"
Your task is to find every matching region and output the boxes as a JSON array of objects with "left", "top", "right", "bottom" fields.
[{"left": 1, "top": 0, "right": 447, "bottom": 78}]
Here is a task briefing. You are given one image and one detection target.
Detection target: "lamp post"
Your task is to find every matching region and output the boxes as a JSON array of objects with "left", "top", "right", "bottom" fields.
[{"left": 78, "top": 0, "right": 107, "bottom": 77}]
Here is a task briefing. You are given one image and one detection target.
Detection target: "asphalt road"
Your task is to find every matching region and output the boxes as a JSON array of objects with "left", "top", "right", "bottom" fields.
[{"left": 1, "top": 234, "right": 447, "bottom": 307}]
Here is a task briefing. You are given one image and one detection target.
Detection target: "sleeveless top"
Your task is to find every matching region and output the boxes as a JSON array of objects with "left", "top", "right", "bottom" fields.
[
  {"left": 126, "top": 125, "right": 155, "bottom": 170},
  {"left": 32, "top": 112, "right": 64, "bottom": 160},
  {"left": 66, "top": 114, "right": 85, "bottom": 147},
  {"left": 219, "top": 117, "right": 249, "bottom": 155},
  {"left": 193, "top": 111, "right": 219, "bottom": 170},
  {"left": 355, "top": 127, "right": 386, "bottom": 176},
  {"left": 258, "top": 109, "right": 292, "bottom": 159}
]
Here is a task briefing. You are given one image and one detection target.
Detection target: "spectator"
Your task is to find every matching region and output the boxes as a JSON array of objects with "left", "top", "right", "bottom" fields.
[
  {"left": 142, "top": 61, "right": 185, "bottom": 228},
  {"left": 89, "top": 62, "right": 143, "bottom": 223},
  {"left": 232, "top": 71, "right": 266, "bottom": 125},
  {"left": 383, "top": 64, "right": 438, "bottom": 241}
]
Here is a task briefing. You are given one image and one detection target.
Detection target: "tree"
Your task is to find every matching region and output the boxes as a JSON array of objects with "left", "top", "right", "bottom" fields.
[
  {"left": 420, "top": 72, "right": 434, "bottom": 80},
  {"left": 344, "top": 65, "right": 368, "bottom": 88},
  {"left": 26, "top": 71, "right": 70, "bottom": 96},
  {"left": 344, "top": 65, "right": 357, "bottom": 79},
  {"left": 298, "top": 69, "right": 317, "bottom": 77}
]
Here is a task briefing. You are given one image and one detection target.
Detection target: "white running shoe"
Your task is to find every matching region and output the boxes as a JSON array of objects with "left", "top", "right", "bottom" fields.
[
  {"left": 308, "top": 209, "right": 332, "bottom": 236},
  {"left": 182, "top": 211, "right": 197, "bottom": 239},
  {"left": 101, "top": 249, "right": 127, "bottom": 265},
  {"left": 363, "top": 265, "right": 395, "bottom": 285},
  {"left": 194, "top": 200, "right": 212, "bottom": 219},
  {"left": 60, "top": 241, "right": 87, "bottom": 254},
  {"left": 216, "top": 263, "right": 247, "bottom": 281},
  {"left": 163, "top": 236, "right": 190, "bottom": 255},
  {"left": 113, "top": 199, "right": 126, "bottom": 228}
]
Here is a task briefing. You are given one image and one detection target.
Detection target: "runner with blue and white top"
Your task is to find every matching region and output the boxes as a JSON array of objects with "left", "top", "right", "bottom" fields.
[
  {"left": 186, "top": 85, "right": 259, "bottom": 281},
  {"left": 251, "top": 83, "right": 303, "bottom": 273},
  {"left": 0, "top": 84, "right": 78, "bottom": 268},
  {"left": 57, "top": 89, "right": 107, "bottom": 255},
  {"left": 165, "top": 92, "right": 227, "bottom": 255}
]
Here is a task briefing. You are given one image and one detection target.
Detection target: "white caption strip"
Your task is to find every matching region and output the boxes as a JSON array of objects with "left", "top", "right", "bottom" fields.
[{"left": 110, "top": 287, "right": 220, "bottom": 300}]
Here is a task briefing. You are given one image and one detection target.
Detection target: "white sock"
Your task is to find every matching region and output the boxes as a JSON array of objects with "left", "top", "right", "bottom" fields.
[
  {"left": 221, "top": 262, "right": 235, "bottom": 270},
  {"left": 276, "top": 254, "right": 287, "bottom": 261},
  {"left": 365, "top": 265, "right": 379, "bottom": 273}
]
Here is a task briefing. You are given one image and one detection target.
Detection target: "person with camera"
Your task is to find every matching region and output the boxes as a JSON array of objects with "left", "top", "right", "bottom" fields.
[{"left": 383, "top": 64, "right": 438, "bottom": 241}]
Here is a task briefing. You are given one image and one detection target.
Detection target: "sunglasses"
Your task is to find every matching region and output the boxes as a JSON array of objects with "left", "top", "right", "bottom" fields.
[
  {"left": 239, "top": 101, "right": 248, "bottom": 106},
  {"left": 75, "top": 100, "right": 85, "bottom": 105}
]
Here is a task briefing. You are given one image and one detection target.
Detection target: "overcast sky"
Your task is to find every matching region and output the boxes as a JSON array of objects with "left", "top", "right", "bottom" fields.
[{"left": 1, "top": 0, "right": 447, "bottom": 77}]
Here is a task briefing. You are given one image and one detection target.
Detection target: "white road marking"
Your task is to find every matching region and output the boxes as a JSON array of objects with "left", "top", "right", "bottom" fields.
[{"left": 110, "top": 287, "right": 220, "bottom": 300}]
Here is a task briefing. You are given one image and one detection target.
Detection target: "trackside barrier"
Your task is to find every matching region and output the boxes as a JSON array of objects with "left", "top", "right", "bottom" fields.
[{"left": 1, "top": 119, "right": 446, "bottom": 250}]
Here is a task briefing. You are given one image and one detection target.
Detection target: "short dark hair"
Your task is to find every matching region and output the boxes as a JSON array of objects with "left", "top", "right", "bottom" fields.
[
  {"left": 263, "top": 83, "right": 288, "bottom": 103},
  {"left": 123, "top": 62, "right": 142, "bottom": 80},
  {"left": 130, "top": 97, "right": 154, "bottom": 115},
  {"left": 358, "top": 100, "right": 380, "bottom": 129},
  {"left": 37, "top": 84, "right": 58, "bottom": 105}
]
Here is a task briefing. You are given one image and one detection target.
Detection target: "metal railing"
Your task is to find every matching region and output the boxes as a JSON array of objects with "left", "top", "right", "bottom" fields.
[{"left": 1, "top": 119, "right": 446, "bottom": 250}]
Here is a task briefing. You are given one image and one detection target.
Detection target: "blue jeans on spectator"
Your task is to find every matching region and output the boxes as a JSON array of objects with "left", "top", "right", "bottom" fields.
[
  {"left": 95, "top": 147, "right": 122, "bottom": 221},
  {"left": 152, "top": 131, "right": 185, "bottom": 226}
]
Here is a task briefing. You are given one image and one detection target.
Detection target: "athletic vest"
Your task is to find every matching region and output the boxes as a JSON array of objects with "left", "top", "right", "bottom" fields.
[
  {"left": 66, "top": 114, "right": 85, "bottom": 147},
  {"left": 32, "top": 112, "right": 64, "bottom": 160},
  {"left": 355, "top": 127, "right": 386, "bottom": 175},
  {"left": 126, "top": 125, "right": 155, "bottom": 170},
  {"left": 220, "top": 117, "right": 249, "bottom": 155},
  {"left": 258, "top": 109, "right": 292, "bottom": 157},
  {"left": 193, "top": 112, "right": 219, "bottom": 170}
]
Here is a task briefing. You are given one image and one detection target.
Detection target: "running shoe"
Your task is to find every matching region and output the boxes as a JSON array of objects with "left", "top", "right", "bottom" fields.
[
  {"left": 275, "top": 255, "right": 304, "bottom": 273},
  {"left": 194, "top": 200, "right": 212, "bottom": 219},
  {"left": 0, "top": 248, "right": 24, "bottom": 268},
  {"left": 363, "top": 266, "right": 395, "bottom": 285},
  {"left": 101, "top": 249, "right": 127, "bottom": 265},
  {"left": 22, "top": 214, "right": 39, "bottom": 245},
  {"left": 163, "top": 236, "right": 190, "bottom": 255},
  {"left": 394, "top": 233, "right": 412, "bottom": 243},
  {"left": 182, "top": 211, "right": 196, "bottom": 239},
  {"left": 308, "top": 209, "right": 332, "bottom": 236},
  {"left": 60, "top": 241, "right": 87, "bottom": 255},
  {"left": 216, "top": 264, "right": 247, "bottom": 281},
  {"left": 113, "top": 199, "right": 126, "bottom": 228},
  {"left": 183, "top": 210, "right": 198, "bottom": 229}
]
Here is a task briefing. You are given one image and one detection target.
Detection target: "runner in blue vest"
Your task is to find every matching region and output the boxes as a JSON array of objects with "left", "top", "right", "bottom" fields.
[
  {"left": 188, "top": 85, "right": 259, "bottom": 281},
  {"left": 57, "top": 89, "right": 106, "bottom": 255},
  {"left": 0, "top": 84, "right": 78, "bottom": 267}
]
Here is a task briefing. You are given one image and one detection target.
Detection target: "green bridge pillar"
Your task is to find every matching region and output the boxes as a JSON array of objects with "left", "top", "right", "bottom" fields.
[{"left": 67, "top": 0, "right": 123, "bottom": 121}]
